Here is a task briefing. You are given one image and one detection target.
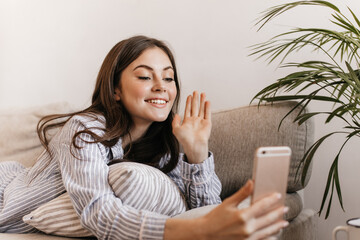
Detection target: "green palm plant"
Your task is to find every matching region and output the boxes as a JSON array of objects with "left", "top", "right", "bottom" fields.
[{"left": 250, "top": 0, "right": 360, "bottom": 219}]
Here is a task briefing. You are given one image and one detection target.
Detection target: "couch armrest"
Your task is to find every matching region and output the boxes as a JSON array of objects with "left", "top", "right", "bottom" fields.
[
  {"left": 209, "top": 101, "right": 314, "bottom": 200},
  {"left": 0, "top": 102, "right": 75, "bottom": 167}
]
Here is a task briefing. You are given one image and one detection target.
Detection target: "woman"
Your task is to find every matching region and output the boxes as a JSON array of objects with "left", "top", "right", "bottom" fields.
[{"left": 0, "top": 35, "right": 288, "bottom": 239}]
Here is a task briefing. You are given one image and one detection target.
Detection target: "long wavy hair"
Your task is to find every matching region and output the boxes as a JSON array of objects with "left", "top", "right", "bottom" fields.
[{"left": 37, "top": 35, "right": 181, "bottom": 173}]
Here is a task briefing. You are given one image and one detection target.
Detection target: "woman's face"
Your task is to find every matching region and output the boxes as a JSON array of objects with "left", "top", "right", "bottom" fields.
[{"left": 115, "top": 47, "right": 177, "bottom": 129}]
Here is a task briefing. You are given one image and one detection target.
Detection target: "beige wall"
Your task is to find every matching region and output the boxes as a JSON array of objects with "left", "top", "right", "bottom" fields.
[{"left": 1, "top": 0, "right": 359, "bottom": 239}]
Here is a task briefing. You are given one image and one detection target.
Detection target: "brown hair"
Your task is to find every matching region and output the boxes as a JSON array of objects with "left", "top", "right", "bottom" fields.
[{"left": 37, "top": 35, "right": 181, "bottom": 173}]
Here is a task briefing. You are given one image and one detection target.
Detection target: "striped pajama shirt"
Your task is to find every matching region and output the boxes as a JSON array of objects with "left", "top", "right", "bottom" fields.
[{"left": 0, "top": 114, "right": 222, "bottom": 239}]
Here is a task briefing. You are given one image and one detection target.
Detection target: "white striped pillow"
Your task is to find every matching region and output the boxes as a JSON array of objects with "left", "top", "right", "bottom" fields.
[
  {"left": 23, "top": 193, "right": 93, "bottom": 237},
  {"left": 23, "top": 162, "right": 187, "bottom": 237},
  {"left": 109, "top": 162, "right": 188, "bottom": 216}
]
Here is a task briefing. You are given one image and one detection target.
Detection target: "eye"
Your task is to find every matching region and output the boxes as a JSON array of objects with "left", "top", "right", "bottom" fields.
[
  {"left": 164, "top": 77, "right": 174, "bottom": 82},
  {"left": 138, "top": 76, "right": 151, "bottom": 80}
]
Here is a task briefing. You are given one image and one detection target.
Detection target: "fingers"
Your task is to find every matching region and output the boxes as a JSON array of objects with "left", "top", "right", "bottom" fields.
[
  {"left": 238, "top": 194, "right": 288, "bottom": 239},
  {"left": 249, "top": 219, "right": 288, "bottom": 240},
  {"left": 239, "top": 205, "right": 288, "bottom": 239},
  {"left": 191, "top": 91, "right": 199, "bottom": 116},
  {"left": 244, "top": 192, "right": 282, "bottom": 219},
  {"left": 250, "top": 205, "right": 288, "bottom": 232},
  {"left": 184, "top": 95, "right": 192, "bottom": 118},
  {"left": 199, "top": 93, "right": 206, "bottom": 118},
  {"left": 226, "top": 180, "right": 253, "bottom": 206},
  {"left": 185, "top": 91, "right": 210, "bottom": 119},
  {"left": 263, "top": 237, "right": 278, "bottom": 240},
  {"left": 204, "top": 101, "right": 211, "bottom": 120}
]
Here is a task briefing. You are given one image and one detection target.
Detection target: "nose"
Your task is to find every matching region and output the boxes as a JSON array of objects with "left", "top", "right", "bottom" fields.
[{"left": 152, "top": 77, "right": 166, "bottom": 92}]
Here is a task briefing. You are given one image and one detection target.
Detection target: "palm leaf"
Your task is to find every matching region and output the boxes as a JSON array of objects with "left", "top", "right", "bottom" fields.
[
  {"left": 298, "top": 132, "right": 341, "bottom": 186},
  {"left": 256, "top": 1, "right": 340, "bottom": 31},
  {"left": 322, "top": 136, "right": 353, "bottom": 217},
  {"left": 251, "top": 0, "right": 360, "bottom": 218},
  {"left": 348, "top": 7, "right": 360, "bottom": 29},
  {"left": 324, "top": 175, "right": 335, "bottom": 219}
]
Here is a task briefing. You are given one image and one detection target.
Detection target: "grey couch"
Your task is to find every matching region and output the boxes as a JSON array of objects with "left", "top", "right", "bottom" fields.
[{"left": 0, "top": 101, "right": 317, "bottom": 239}]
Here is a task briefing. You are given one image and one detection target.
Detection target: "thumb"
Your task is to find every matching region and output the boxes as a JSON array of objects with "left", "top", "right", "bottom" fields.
[{"left": 226, "top": 180, "right": 253, "bottom": 206}]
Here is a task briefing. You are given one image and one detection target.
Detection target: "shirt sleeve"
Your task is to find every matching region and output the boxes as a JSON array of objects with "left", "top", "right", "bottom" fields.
[
  {"left": 53, "top": 116, "right": 169, "bottom": 240},
  {"left": 166, "top": 153, "right": 222, "bottom": 209}
]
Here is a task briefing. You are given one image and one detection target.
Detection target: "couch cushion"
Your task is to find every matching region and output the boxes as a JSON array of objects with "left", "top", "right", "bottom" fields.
[
  {"left": 209, "top": 101, "right": 314, "bottom": 199},
  {"left": 280, "top": 209, "right": 318, "bottom": 240},
  {"left": 0, "top": 102, "right": 74, "bottom": 167},
  {"left": 284, "top": 192, "right": 303, "bottom": 221},
  {"left": 23, "top": 162, "right": 187, "bottom": 237}
]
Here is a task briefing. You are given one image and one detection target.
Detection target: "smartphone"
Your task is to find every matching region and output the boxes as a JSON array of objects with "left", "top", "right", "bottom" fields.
[{"left": 251, "top": 146, "right": 291, "bottom": 209}]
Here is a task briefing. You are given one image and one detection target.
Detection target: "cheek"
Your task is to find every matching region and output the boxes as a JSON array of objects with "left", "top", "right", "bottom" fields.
[
  {"left": 124, "top": 82, "right": 150, "bottom": 100},
  {"left": 133, "top": 86, "right": 147, "bottom": 99},
  {"left": 169, "top": 83, "right": 178, "bottom": 100}
]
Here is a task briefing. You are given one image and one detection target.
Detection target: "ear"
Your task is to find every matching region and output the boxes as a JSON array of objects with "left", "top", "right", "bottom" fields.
[{"left": 114, "top": 87, "right": 121, "bottom": 101}]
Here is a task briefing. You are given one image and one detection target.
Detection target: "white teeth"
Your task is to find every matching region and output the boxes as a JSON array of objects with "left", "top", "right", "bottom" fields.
[{"left": 147, "top": 99, "right": 166, "bottom": 104}]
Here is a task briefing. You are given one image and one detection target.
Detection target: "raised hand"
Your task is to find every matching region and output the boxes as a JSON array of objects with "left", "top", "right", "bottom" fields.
[{"left": 172, "top": 91, "right": 211, "bottom": 164}]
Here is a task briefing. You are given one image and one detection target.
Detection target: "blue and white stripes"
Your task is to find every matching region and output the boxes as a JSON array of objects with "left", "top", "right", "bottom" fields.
[{"left": 0, "top": 114, "right": 222, "bottom": 239}]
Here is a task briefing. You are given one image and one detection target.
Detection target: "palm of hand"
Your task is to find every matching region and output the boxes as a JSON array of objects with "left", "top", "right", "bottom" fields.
[
  {"left": 173, "top": 115, "right": 211, "bottom": 155},
  {"left": 172, "top": 92, "right": 211, "bottom": 164}
]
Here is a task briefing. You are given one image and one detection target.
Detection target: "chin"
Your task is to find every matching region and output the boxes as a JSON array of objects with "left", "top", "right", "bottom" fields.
[
  {"left": 154, "top": 117, "right": 169, "bottom": 123},
  {"left": 150, "top": 112, "right": 172, "bottom": 123},
  {"left": 152, "top": 114, "right": 170, "bottom": 123}
]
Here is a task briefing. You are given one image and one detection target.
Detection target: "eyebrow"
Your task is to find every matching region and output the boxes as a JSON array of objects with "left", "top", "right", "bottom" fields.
[{"left": 133, "top": 64, "right": 173, "bottom": 71}]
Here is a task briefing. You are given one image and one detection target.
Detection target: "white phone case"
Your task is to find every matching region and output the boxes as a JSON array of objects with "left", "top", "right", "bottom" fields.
[{"left": 251, "top": 146, "right": 291, "bottom": 209}]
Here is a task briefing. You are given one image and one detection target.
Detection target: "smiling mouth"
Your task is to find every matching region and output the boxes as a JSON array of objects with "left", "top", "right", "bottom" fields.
[{"left": 145, "top": 99, "right": 168, "bottom": 104}]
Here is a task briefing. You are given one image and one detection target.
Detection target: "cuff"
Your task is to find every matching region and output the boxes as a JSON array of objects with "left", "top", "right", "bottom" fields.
[
  {"left": 179, "top": 152, "right": 215, "bottom": 184},
  {"left": 140, "top": 212, "right": 168, "bottom": 240}
]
